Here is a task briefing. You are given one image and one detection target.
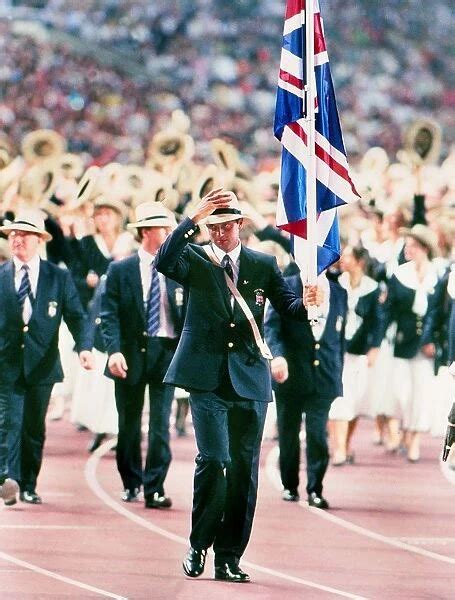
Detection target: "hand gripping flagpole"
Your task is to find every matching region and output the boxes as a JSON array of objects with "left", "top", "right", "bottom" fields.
[{"left": 304, "top": 0, "right": 319, "bottom": 324}]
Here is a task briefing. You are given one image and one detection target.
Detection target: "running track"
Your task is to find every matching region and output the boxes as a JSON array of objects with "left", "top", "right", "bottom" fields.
[{"left": 1, "top": 417, "right": 454, "bottom": 599}]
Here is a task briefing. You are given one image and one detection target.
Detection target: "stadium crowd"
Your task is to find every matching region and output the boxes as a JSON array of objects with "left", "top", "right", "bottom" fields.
[{"left": 0, "top": 0, "right": 453, "bottom": 167}]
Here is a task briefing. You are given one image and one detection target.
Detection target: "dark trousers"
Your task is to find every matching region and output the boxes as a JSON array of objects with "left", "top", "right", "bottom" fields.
[
  {"left": 0, "top": 379, "right": 53, "bottom": 491},
  {"left": 189, "top": 391, "right": 268, "bottom": 565},
  {"left": 114, "top": 379, "right": 174, "bottom": 497},
  {"left": 276, "top": 390, "right": 332, "bottom": 496},
  {"left": 0, "top": 382, "right": 23, "bottom": 482}
]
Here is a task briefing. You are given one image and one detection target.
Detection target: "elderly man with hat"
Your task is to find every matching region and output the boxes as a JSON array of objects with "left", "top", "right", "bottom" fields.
[
  {"left": 0, "top": 209, "right": 93, "bottom": 506},
  {"left": 155, "top": 188, "right": 322, "bottom": 583},
  {"left": 100, "top": 201, "right": 184, "bottom": 509}
]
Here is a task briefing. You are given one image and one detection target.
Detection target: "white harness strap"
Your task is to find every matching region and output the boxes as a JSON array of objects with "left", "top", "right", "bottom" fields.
[{"left": 204, "top": 245, "right": 273, "bottom": 360}]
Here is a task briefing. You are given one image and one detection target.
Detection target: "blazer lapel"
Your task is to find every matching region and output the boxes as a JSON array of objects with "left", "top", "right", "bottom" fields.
[
  {"left": 4, "top": 261, "right": 23, "bottom": 322},
  {"left": 128, "top": 255, "right": 146, "bottom": 322}
]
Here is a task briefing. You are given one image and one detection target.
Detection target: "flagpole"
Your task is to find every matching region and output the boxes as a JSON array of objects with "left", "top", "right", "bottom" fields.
[{"left": 305, "top": 0, "right": 318, "bottom": 322}]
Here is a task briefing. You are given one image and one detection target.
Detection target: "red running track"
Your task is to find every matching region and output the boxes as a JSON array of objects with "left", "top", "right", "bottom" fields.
[{"left": 0, "top": 416, "right": 454, "bottom": 599}]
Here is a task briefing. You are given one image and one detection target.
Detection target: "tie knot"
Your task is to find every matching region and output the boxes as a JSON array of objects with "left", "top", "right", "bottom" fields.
[{"left": 21, "top": 264, "right": 29, "bottom": 272}]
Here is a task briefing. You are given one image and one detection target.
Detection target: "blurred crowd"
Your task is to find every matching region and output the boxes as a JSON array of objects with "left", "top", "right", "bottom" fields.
[{"left": 0, "top": 0, "right": 453, "bottom": 167}]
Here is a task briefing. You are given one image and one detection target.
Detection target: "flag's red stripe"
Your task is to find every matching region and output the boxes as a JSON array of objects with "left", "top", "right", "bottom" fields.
[
  {"left": 285, "top": 0, "right": 303, "bottom": 20},
  {"left": 279, "top": 69, "right": 303, "bottom": 90},
  {"left": 288, "top": 122, "right": 360, "bottom": 196},
  {"left": 314, "top": 12, "right": 326, "bottom": 54}
]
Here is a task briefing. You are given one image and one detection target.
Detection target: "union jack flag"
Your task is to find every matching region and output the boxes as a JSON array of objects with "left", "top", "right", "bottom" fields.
[{"left": 274, "top": 0, "right": 360, "bottom": 274}]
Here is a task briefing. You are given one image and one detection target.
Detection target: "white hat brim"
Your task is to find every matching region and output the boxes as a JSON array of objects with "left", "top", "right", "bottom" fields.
[{"left": 0, "top": 223, "right": 52, "bottom": 242}]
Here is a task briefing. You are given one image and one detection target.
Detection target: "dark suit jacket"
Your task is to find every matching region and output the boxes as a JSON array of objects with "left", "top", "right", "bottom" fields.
[
  {"left": 339, "top": 277, "right": 384, "bottom": 355},
  {"left": 155, "top": 217, "right": 308, "bottom": 402},
  {"left": 265, "top": 275, "right": 347, "bottom": 400},
  {"left": 0, "top": 259, "right": 90, "bottom": 385},
  {"left": 100, "top": 254, "right": 185, "bottom": 385},
  {"left": 382, "top": 269, "right": 445, "bottom": 359}
]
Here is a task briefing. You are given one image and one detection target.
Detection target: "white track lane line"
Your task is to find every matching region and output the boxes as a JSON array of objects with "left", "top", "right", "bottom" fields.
[
  {"left": 0, "top": 551, "right": 127, "bottom": 599},
  {"left": 265, "top": 445, "right": 455, "bottom": 565},
  {"left": 85, "top": 438, "right": 367, "bottom": 599}
]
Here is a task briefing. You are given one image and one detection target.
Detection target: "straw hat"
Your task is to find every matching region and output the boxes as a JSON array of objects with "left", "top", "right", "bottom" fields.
[
  {"left": 147, "top": 129, "right": 195, "bottom": 167},
  {"left": 93, "top": 196, "right": 126, "bottom": 218},
  {"left": 203, "top": 191, "right": 251, "bottom": 226},
  {"left": 360, "top": 147, "right": 390, "bottom": 174},
  {"left": 21, "top": 129, "right": 66, "bottom": 164},
  {"left": 74, "top": 165, "right": 102, "bottom": 207},
  {"left": 210, "top": 138, "right": 252, "bottom": 181},
  {"left": 127, "top": 201, "right": 175, "bottom": 229},
  {"left": 0, "top": 148, "right": 11, "bottom": 170},
  {"left": 58, "top": 153, "right": 84, "bottom": 180},
  {"left": 399, "top": 224, "right": 438, "bottom": 256},
  {"left": 402, "top": 118, "right": 442, "bottom": 167},
  {"left": 132, "top": 173, "right": 179, "bottom": 212},
  {"left": 16, "top": 163, "right": 58, "bottom": 207},
  {"left": 0, "top": 208, "right": 52, "bottom": 241}
]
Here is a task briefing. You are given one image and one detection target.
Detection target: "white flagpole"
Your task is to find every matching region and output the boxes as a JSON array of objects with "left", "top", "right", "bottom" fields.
[{"left": 304, "top": 0, "right": 318, "bottom": 322}]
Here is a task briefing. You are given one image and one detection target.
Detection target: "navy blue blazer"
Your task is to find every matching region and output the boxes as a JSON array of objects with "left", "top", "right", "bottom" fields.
[
  {"left": 382, "top": 267, "right": 445, "bottom": 359},
  {"left": 100, "top": 253, "right": 185, "bottom": 385},
  {"left": 0, "top": 259, "right": 89, "bottom": 385},
  {"left": 265, "top": 275, "right": 347, "bottom": 401},
  {"left": 155, "top": 217, "right": 308, "bottom": 402},
  {"left": 338, "top": 275, "right": 384, "bottom": 355}
]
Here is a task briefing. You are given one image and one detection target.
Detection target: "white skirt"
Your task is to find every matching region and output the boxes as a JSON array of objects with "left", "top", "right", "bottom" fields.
[
  {"left": 366, "top": 336, "right": 395, "bottom": 417},
  {"left": 329, "top": 353, "right": 369, "bottom": 421},
  {"left": 70, "top": 349, "right": 118, "bottom": 434},
  {"left": 430, "top": 367, "right": 455, "bottom": 438},
  {"left": 390, "top": 354, "right": 435, "bottom": 431}
]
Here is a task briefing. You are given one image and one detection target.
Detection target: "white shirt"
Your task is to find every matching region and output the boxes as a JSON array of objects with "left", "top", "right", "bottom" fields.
[
  {"left": 138, "top": 247, "right": 176, "bottom": 339},
  {"left": 13, "top": 254, "right": 40, "bottom": 324}
]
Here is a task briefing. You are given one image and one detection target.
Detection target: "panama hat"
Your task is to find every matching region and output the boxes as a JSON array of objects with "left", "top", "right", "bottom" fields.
[
  {"left": 75, "top": 165, "right": 102, "bottom": 205},
  {"left": 399, "top": 224, "right": 438, "bottom": 256},
  {"left": 21, "top": 129, "right": 66, "bottom": 164},
  {"left": 127, "top": 201, "right": 174, "bottom": 229},
  {"left": 58, "top": 153, "right": 84, "bottom": 180},
  {"left": 132, "top": 173, "right": 179, "bottom": 212},
  {"left": 93, "top": 196, "right": 126, "bottom": 218},
  {"left": 147, "top": 129, "right": 195, "bottom": 167},
  {"left": 0, "top": 208, "right": 52, "bottom": 241},
  {"left": 203, "top": 191, "right": 251, "bottom": 226},
  {"left": 402, "top": 118, "right": 442, "bottom": 167}
]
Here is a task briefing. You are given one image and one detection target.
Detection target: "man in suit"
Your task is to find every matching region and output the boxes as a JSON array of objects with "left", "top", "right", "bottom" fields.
[
  {"left": 0, "top": 209, "right": 93, "bottom": 506},
  {"left": 101, "top": 202, "right": 184, "bottom": 509},
  {"left": 155, "top": 188, "right": 322, "bottom": 583},
  {"left": 265, "top": 272, "right": 347, "bottom": 509}
]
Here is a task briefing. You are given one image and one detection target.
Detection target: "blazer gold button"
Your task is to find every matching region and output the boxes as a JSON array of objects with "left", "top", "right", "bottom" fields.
[
  {"left": 416, "top": 328, "right": 422, "bottom": 335},
  {"left": 315, "top": 343, "right": 320, "bottom": 350},
  {"left": 141, "top": 348, "right": 146, "bottom": 353},
  {"left": 313, "top": 359, "right": 320, "bottom": 366},
  {"left": 228, "top": 342, "right": 234, "bottom": 348},
  {"left": 143, "top": 331, "right": 148, "bottom": 336},
  {"left": 21, "top": 344, "right": 25, "bottom": 349},
  {"left": 230, "top": 323, "right": 235, "bottom": 328},
  {"left": 95, "top": 318, "right": 101, "bottom": 325},
  {"left": 23, "top": 325, "right": 29, "bottom": 333}
]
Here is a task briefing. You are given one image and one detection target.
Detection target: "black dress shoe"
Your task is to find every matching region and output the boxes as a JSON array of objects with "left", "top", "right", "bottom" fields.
[
  {"left": 282, "top": 489, "right": 300, "bottom": 502},
  {"left": 144, "top": 492, "right": 172, "bottom": 509},
  {"left": 182, "top": 547, "right": 207, "bottom": 578},
  {"left": 87, "top": 433, "right": 107, "bottom": 453},
  {"left": 214, "top": 563, "right": 251, "bottom": 583},
  {"left": 308, "top": 492, "right": 329, "bottom": 509},
  {"left": 121, "top": 488, "right": 140, "bottom": 502},
  {"left": 20, "top": 491, "right": 42, "bottom": 504}
]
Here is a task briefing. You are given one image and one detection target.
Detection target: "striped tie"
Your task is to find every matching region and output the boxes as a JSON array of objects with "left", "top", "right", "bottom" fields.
[
  {"left": 222, "top": 255, "right": 234, "bottom": 282},
  {"left": 146, "top": 261, "right": 161, "bottom": 336},
  {"left": 17, "top": 265, "right": 32, "bottom": 308}
]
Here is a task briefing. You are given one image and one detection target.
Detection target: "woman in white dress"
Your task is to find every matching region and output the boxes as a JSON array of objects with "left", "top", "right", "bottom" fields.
[
  {"left": 329, "top": 246, "right": 383, "bottom": 465},
  {"left": 383, "top": 225, "right": 444, "bottom": 462}
]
